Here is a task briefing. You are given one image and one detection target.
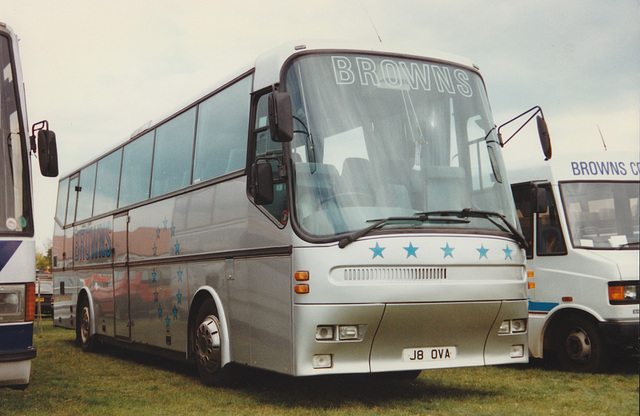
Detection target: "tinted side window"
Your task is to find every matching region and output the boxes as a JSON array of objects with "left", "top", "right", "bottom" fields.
[
  {"left": 66, "top": 176, "right": 79, "bottom": 224},
  {"left": 193, "top": 76, "right": 251, "bottom": 182},
  {"left": 151, "top": 107, "right": 197, "bottom": 197},
  {"left": 93, "top": 149, "right": 122, "bottom": 216},
  {"left": 511, "top": 183, "right": 534, "bottom": 259},
  {"left": 119, "top": 131, "right": 153, "bottom": 207},
  {"left": 537, "top": 184, "right": 567, "bottom": 256},
  {"left": 55, "top": 177, "right": 69, "bottom": 225},
  {"left": 76, "top": 163, "right": 97, "bottom": 221}
]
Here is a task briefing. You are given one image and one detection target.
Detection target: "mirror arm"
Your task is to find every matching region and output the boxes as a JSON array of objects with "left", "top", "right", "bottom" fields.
[{"left": 497, "top": 106, "right": 543, "bottom": 146}]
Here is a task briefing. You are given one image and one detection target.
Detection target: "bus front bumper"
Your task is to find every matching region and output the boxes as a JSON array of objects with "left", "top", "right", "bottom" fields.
[
  {"left": 599, "top": 320, "right": 639, "bottom": 348},
  {"left": 293, "top": 300, "right": 528, "bottom": 376}
]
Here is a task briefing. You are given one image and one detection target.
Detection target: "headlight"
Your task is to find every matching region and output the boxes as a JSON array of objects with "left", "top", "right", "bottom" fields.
[
  {"left": 498, "top": 319, "right": 527, "bottom": 334},
  {"left": 0, "top": 284, "right": 26, "bottom": 322},
  {"left": 608, "top": 281, "right": 639, "bottom": 305}
]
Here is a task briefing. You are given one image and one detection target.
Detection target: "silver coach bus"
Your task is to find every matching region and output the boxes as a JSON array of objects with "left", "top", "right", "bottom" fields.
[{"left": 53, "top": 41, "right": 529, "bottom": 385}]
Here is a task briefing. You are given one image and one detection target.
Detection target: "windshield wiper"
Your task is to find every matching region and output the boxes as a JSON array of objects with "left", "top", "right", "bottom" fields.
[
  {"left": 617, "top": 241, "right": 640, "bottom": 250},
  {"left": 338, "top": 214, "right": 470, "bottom": 249},
  {"left": 417, "top": 208, "right": 528, "bottom": 249}
]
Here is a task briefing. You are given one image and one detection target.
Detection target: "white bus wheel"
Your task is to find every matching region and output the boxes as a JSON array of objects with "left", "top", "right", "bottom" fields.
[{"left": 554, "top": 314, "right": 609, "bottom": 373}]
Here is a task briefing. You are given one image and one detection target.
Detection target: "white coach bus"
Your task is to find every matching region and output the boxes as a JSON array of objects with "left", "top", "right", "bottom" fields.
[
  {"left": 509, "top": 152, "right": 639, "bottom": 372},
  {"left": 1, "top": 22, "right": 58, "bottom": 389},
  {"left": 52, "top": 41, "right": 533, "bottom": 385}
]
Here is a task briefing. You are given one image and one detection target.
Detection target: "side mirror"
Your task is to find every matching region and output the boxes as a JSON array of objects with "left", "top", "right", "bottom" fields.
[
  {"left": 250, "top": 161, "right": 274, "bottom": 205},
  {"left": 498, "top": 106, "right": 552, "bottom": 161},
  {"left": 268, "top": 92, "right": 293, "bottom": 143},
  {"left": 531, "top": 184, "right": 548, "bottom": 214},
  {"left": 37, "top": 129, "right": 59, "bottom": 177},
  {"left": 536, "top": 116, "right": 552, "bottom": 161}
]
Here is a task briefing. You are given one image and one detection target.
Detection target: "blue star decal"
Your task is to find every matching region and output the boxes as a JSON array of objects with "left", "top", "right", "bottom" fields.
[
  {"left": 152, "top": 270, "right": 157, "bottom": 283},
  {"left": 165, "top": 316, "right": 171, "bottom": 328},
  {"left": 404, "top": 242, "right": 419, "bottom": 258},
  {"left": 177, "top": 269, "right": 183, "bottom": 281},
  {"left": 503, "top": 245, "right": 513, "bottom": 260},
  {"left": 441, "top": 243, "right": 454, "bottom": 258},
  {"left": 156, "top": 227, "right": 160, "bottom": 238},
  {"left": 154, "top": 290, "right": 159, "bottom": 302},
  {"left": 174, "top": 241, "right": 180, "bottom": 255},
  {"left": 157, "top": 306, "right": 162, "bottom": 317},
  {"left": 153, "top": 245, "right": 157, "bottom": 256},
  {"left": 173, "top": 305, "right": 178, "bottom": 318},
  {"left": 370, "top": 242, "right": 385, "bottom": 259},
  {"left": 477, "top": 244, "right": 489, "bottom": 259},
  {"left": 163, "top": 219, "right": 168, "bottom": 230},
  {"left": 176, "top": 291, "right": 182, "bottom": 304},
  {"left": 171, "top": 226, "right": 176, "bottom": 237}
]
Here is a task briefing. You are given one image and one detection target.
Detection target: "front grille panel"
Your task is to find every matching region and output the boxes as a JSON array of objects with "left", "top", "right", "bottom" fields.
[{"left": 340, "top": 267, "right": 447, "bottom": 282}]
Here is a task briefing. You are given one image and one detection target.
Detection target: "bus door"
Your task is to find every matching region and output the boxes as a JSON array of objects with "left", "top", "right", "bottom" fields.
[
  {"left": 512, "top": 182, "right": 567, "bottom": 305},
  {"left": 113, "top": 213, "right": 130, "bottom": 340}
]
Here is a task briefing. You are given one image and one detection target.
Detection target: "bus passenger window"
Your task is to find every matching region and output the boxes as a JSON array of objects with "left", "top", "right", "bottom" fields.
[
  {"left": 76, "top": 163, "right": 97, "bottom": 222},
  {"left": 193, "top": 76, "right": 251, "bottom": 182},
  {"left": 536, "top": 185, "right": 567, "bottom": 256}
]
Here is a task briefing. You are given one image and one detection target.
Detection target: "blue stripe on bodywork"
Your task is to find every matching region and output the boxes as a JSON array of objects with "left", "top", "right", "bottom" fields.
[
  {"left": 529, "top": 300, "right": 559, "bottom": 314},
  {"left": 0, "top": 241, "right": 21, "bottom": 272}
]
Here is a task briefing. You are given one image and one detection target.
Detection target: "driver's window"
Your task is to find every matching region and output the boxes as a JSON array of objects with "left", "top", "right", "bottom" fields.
[
  {"left": 536, "top": 184, "right": 567, "bottom": 256},
  {"left": 250, "top": 93, "right": 288, "bottom": 225}
]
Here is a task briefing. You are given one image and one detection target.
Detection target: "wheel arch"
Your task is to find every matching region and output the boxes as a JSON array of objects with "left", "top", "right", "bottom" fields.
[
  {"left": 543, "top": 307, "right": 601, "bottom": 352},
  {"left": 188, "top": 287, "right": 231, "bottom": 367}
]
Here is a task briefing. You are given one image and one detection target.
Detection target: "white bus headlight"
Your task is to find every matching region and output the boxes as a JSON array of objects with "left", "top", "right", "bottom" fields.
[
  {"left": 608, "top": 282, "right": 639, "bottom": 305},
  {"left": 0, "top": 284, "right": 26, "bottom": 323}
]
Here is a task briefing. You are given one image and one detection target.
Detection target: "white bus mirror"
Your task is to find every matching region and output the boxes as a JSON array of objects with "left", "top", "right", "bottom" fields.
[{"left": 268, "top": 92, "right": 293, "bottom": 143}]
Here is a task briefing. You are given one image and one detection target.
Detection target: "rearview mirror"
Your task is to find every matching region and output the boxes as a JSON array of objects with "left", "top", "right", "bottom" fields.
[
  {"left": 531, "top": 184, "right": 547, "bottom": 214},
  {"left": 536, "top": 116, "right": 552, "bottom": 161},
  {"left": 250, "top": 161, "right": 274, "bottom": 205},
  {"left": 268, "top": 92, "right": 293, "bottom": 143},
  {"left": 37, "top": 129, "right": 59, "bottom": 177}
]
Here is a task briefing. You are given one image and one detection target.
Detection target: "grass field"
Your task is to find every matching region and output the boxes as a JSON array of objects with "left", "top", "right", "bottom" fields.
[{"left": 1, "top": 319, "right": 638, "bottom": 416}]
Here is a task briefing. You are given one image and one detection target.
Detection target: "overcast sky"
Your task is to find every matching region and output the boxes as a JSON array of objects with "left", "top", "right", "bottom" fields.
[{"left": 2, "top": 0, "right": 639, "bottom": 249}]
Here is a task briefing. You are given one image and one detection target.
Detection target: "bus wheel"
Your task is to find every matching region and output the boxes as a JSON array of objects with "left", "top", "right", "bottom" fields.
[
  {"left": 194, "top": 300, "right": 225, "bottom": 385},
  {"left": 554, "top": 314, "right": 609, "bottom": 373},
  {"left": 77, "top": 297, "right": 94, "bottom": 352}
]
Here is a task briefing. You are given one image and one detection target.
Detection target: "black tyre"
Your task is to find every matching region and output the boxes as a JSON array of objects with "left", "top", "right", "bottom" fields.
[
  {"left": 77, "top": 296, "right": 94, "bottom": 352},
  {"left": 553, "top": 314, "right": 610, "bottom": 373},
  {"left": 194, "top": 299, "right": 227, "bottom": 386}
]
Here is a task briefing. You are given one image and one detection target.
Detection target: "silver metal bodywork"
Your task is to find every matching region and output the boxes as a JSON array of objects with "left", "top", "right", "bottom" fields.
[{"left": 53, "top": 41, "right": 529, "bottom": 377}]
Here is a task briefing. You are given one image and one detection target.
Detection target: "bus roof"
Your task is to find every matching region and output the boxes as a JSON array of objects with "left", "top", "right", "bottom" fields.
[
  {"left": 252, "top": 40, "right": 480, "bottom": 90},
  {"left": 60, "top": 40, "right": 481, "bottom": 178},
  {"left": 507, "top": 151, "right": 640, "bottom": 185}
]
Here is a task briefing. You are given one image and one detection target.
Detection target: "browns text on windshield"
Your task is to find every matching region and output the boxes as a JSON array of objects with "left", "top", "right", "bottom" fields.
[{"left": 331, "top": 55, "right": 473, "bottom": 97}]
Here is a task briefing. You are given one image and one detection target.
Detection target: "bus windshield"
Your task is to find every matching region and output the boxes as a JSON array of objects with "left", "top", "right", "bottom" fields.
[
  {"left": 561, "top": 181, "right": 640, "bottom": 249},
  {"left": 285, "top": 53, "right": 516, "bottom": 238},
  {"left": 0, "top": 33, "right": 29, "bottom": 234}
]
